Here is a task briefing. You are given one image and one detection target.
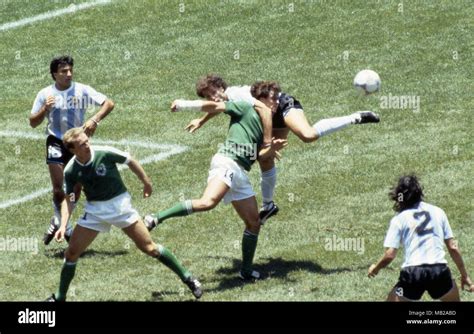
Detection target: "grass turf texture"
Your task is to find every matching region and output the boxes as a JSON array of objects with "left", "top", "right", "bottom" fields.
[{"left": 0, "top": 0, "right": 472, "bottom": 301}]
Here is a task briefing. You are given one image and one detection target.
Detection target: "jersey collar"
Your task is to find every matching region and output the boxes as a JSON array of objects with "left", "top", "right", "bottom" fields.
[{"left": 75, "top": 147, "right": 95, "bottom": 167}]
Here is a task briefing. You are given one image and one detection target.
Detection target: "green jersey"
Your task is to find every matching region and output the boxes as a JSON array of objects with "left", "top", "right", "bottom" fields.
[
  {"left": 217, "top": 101, "right": 263, "bottom": 171},
  {"left": 64, "top": 146, "right": 130, "bottom": 202}
]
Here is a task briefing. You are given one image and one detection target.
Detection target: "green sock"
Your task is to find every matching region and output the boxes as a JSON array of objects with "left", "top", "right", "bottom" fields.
[
  {"left": 157, "top": 245, "right": 191, "bottom": 282},
  {"left": 56, "top": 261, "right": 77, "bottom": 301},
  {"left": 157, "top": 200, "right": 193, "bottom": 223},
  {"left": 241, "top": 230, "right": 259, "bottom": 275}
]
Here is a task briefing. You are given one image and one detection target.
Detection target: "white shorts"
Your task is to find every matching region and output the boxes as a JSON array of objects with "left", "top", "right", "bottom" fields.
[
  {"left": 77, "top": 192, "right": 140, "bottom": 233},
  {"left": 207, "top": 154, "right": 255, "bottom": 204}
]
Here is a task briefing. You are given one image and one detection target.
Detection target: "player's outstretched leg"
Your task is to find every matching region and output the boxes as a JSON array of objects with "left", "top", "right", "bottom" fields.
[
  {"left": 144, "top": 177, "right": 229, "bottom": 231},
  {"left": 123, "top": 220, "right": 202, "bottom": 299}
]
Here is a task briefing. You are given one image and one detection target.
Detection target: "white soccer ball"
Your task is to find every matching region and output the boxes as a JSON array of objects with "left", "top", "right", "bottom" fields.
[{"left": 353, "top": 69, "right": 381, "bottom": 94}]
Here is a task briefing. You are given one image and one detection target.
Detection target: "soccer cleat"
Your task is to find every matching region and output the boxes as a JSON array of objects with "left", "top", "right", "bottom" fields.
[
  {"left": 144, "top": 214, "right": 160, "bottom": 232},
  {"left": 43, "top": 216, "right": 59, "bottom": 245},
  {"left": 184, "top": 276, "right": 203, "bottom": 299},
  {"left": 45, "top": 294, "right": 57, "bottom": 302},
  {"left": 238, "top": 270, "right": 261, "bottom": 282},
  {"left": 354, "top": 111, "right": 380, "bottom": 124},
  {"left": 259, "top": 202, "right": 279, "bottom": 225}
]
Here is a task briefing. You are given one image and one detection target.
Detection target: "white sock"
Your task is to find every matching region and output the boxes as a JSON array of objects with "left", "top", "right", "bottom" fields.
[
  {"left": 261, "top": 167, "right": 277, "bottom": 207},
  {"left": 313, "top": 115, "right": 356, "bottom": 138}
]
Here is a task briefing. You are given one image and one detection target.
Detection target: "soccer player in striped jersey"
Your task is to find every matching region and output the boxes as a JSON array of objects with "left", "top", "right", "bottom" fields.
[
  {"left": 45, "top": 127, "right": 202, "bottom": 301},
  {"left": 186, "top": 74, "right": 380, "bottom": 224},
  {"left": 29, "top": 55, "right": 115, "bottom": 245},
  {"left": 368, "top": 175, "right": 474, "bottom": 301},
  {"left": 145, "top": 81, "right": 287, "bottom": 280}
]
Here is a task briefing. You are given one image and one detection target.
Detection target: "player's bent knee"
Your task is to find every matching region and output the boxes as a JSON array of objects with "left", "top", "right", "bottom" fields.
[
  {"left": 64, "top": 248, "right": 80, "bottom": 262},
  {"left": 198, "top": 197, "right": 219, "bottom": 211},
  {"left": 298, "top": 130, "right": 317, "bottom": 143}
]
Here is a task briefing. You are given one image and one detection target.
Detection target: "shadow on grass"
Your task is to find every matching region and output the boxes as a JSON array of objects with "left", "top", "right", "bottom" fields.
[
  {"left": 207, "top": 256, "right": 365, "bottom": 293},
  {"left": 149, "top": 290, "right": 197, "bottom": 302},
  {"left": 43, "top": 248, "right": 128, "bottom": 259}
]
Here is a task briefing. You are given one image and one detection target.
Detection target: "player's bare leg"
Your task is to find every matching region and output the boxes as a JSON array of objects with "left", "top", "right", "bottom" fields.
[
  {"left": 439, "top": 280, "right": 460, "bottom": 301},
  {"left": 232, "top": 196, "right": 261, "bottom": 280},
  {"left": 44, "top": 164, "right": 79, "bottom": 245},
  {"left": 144, "top": 177, "right": 229, "bottom": 231},
  {"left": 192, "top": 177, "right": 229, "bottom": 212}
]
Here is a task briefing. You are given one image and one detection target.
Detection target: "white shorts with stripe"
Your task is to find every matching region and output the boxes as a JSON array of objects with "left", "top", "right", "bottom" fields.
[
  {"left": 77, "top": 192, "right": 140, "bottom": 232},
  {"left": 207, "top": 154, "right": 255, "bottom": 204}
]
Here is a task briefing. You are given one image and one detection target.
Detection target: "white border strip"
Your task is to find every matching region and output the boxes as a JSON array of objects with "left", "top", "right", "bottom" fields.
[
  {"left": 0, "top": 130, "right": 188, "bottom": 209},
  {"left": 0, "top": 0, "right": 112, "bottom": 32}
]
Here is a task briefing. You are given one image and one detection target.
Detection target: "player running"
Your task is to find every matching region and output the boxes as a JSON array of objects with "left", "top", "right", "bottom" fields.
[
  {"left": 145, "top": 81, "right": 287, "bottom": 280},
  {"left": 46, "top": 127, "right": 202, "bottom": 301},
  {"left": 368, "top": 174, "right": 474, "bottom": 301},
  {"left": 185, "top": 74, "right": 380, "bottom": 224}
]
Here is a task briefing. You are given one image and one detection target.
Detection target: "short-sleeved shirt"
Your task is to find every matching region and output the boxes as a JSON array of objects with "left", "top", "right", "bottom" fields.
[
  {"left": 64, "top": 146, "right": 130, "bottom": 202},
  {"left": 383, "top": 201, "right": 454, "bottom": 268},
  {"left": 31, "top": 82, "right": 106, "bottom": 140},
  {"left": 225, "top": 86, "right": 255, "bottom": 105},
  {"left": 217, "top": 101, "right": 263, "bottom": 171}
]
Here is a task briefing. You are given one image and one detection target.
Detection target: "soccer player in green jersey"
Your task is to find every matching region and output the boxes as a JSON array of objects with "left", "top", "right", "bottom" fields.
[
  {"left": 145, "top": 81, "right": 287, "bottom": 280},
  {"left": 45, "top": 127, "right": 202, "bottom": 301}
]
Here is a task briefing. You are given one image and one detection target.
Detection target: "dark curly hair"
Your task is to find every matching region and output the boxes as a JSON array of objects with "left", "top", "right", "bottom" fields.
[
  {"left": 250, "top": 81, "right": 281, "bottom": 100},
  {"left": 50, "top": 55, "right": 74, "bottom": 81},
  {"left": 389, "top": 174, "right": 424, "bottom": 212},
  {"left": 195, "top": 74, "right": 228, "bottom": 98}
]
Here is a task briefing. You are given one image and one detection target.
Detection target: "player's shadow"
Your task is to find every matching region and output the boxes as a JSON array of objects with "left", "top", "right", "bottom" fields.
[
  {"left": 208, "top": 256, "right": 357, "bottom": 292},
  {"left": 43, "top": 248, "right": 128, "bottom": 259},
  {"left": 149, "top": 290, "right": 196, "bottom": 302}
]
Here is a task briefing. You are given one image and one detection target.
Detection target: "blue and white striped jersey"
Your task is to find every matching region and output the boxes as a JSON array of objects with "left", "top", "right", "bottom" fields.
[
  {"left": 31, "top": 82, "right": 106, "bottom": 139},
  {"left": 384, "top": 201, "right": 454, "bottom": 268}
]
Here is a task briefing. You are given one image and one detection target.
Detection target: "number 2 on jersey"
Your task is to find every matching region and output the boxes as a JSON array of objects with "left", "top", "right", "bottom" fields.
[{"left": 414, "top": 211, "right": 433, "bottom": 236}]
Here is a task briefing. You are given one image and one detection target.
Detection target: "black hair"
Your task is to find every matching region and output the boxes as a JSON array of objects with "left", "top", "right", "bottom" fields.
[
  {"left": 50, "top": 55, "right": 74, "bottom": 80},
  {"left": 389, "top": 174, "right": 424, "bottom": 212}
]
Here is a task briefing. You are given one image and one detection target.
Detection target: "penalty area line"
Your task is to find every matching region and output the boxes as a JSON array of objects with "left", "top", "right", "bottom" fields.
[{"left": 0, "top": 130, "right": 188, "bottom": 210}]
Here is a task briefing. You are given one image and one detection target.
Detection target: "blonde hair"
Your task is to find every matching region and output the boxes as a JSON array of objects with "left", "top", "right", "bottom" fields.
[{"left": 63, "top": 127, "right": 85, "bottom": 151}]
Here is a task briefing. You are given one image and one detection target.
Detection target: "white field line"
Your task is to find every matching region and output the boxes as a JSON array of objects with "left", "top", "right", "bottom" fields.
[
  {"left": 0, "top": 130, "right": 188, "bottom": 209},
  {"left": 0, "top": 0, "right": 112, "bottom": 32}
]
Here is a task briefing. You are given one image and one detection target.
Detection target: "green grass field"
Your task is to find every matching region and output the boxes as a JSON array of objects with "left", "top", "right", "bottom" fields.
[{"left": 0, "top": 0, "right": 472, "bottom": 301}]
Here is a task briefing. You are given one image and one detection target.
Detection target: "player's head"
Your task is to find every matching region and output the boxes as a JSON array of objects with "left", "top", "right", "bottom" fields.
[
  {"left": 50, "top": 55, "right": 74, "bottom": 83},
  {"left": 196, "top": 74, "right": 228, "bottom": 102},
  {"left": 389, "top": 174, "right": 424, "bottom": 212},
  {"left": 251, "top": 81, "right": 281, "bottom": 113},
  {"left": 63, "top": 127, "right": 90, "bottom": 155}
]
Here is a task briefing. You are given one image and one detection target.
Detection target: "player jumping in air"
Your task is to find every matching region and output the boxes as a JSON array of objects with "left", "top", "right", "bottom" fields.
[
  {"left": 185, "top": 74, "right": 380, "bottom": 224},
  {"left": 145, "top": 81, "right": 287, "bottom": 280}
]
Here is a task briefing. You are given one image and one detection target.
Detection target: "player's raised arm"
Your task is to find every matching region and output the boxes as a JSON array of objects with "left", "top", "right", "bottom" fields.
[
  {"left": 171, "top": 100, "right": 226, "bottom": 113},
  {"left": 127, "top": 157, "right": 153, "bottom": 198},
  {"left": 29, "top": 95, "right": 55, "bottom": 128},
  {"left": 83, "top": 98, "right": 115, "bottom": 137}
]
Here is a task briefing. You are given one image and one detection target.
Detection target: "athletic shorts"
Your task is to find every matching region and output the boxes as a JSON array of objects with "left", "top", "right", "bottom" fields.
[
  {"left": 274, "top": 94, "right": 304, "bottom": 129},
  {"left": 46, "top": 135, "right": 74, "bottom": 165},
  {"left": 77, "top": 192, "right": 140, "bottom": 232},
  {"left": 207, "top": 154, "right": 255, "bottom": 204},
  {"left": 394, "top": 264, "right": 453, "bottom": 300}
]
